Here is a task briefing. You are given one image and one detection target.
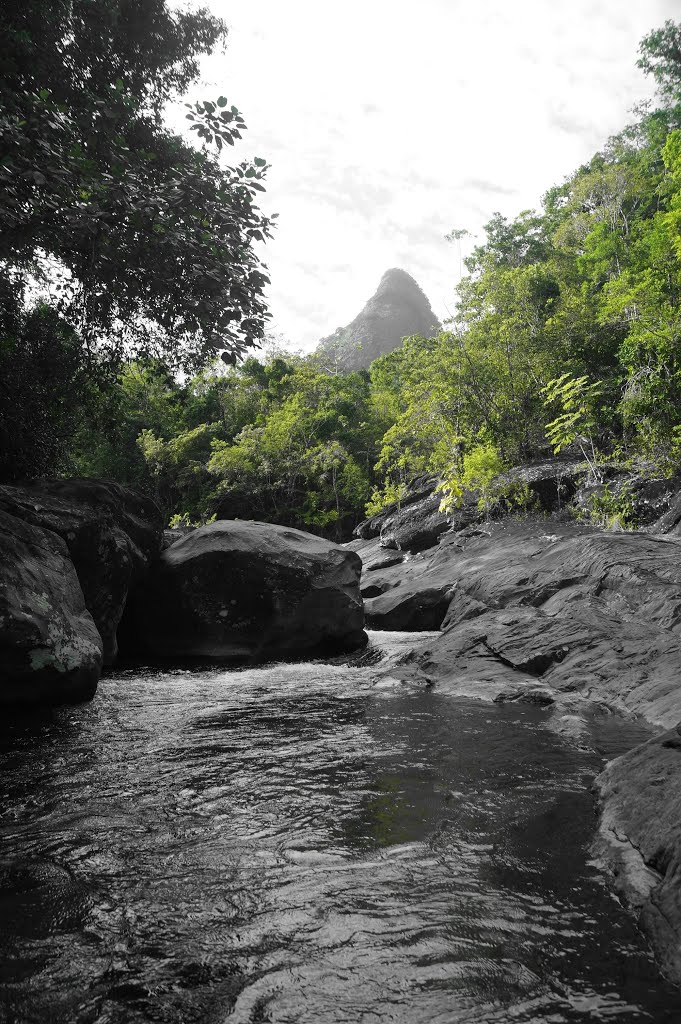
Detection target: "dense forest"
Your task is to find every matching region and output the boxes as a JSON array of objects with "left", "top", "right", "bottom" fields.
[{"left": 3, "top": 7, "right": 681, "bottom": 538}]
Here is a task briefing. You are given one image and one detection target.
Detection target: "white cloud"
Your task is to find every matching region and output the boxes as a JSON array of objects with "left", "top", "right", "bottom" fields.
[{"left": 183, "top": 0, "right": 681, "bottom": 350}]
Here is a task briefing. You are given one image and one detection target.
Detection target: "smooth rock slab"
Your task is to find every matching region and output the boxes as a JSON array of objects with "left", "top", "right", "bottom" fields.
[
  {"left": 128, "top": 520, "right": 366, "bottom": 661},
  {"left": 0, "top": 510, "right": 102, "bottom": 704}
]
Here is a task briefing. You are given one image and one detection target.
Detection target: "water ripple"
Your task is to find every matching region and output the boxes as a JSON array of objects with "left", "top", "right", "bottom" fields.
[{"left": 0, "top": 633, "right": 677, "bottom": 1022}]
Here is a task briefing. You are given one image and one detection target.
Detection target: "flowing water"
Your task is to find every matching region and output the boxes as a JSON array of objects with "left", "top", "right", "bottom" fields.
[{"left": 0, "top": 631, "right": 679, "bottom": 1023}]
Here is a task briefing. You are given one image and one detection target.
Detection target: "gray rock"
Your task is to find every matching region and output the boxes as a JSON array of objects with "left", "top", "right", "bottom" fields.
[
  {"left": 650, "top": 487, "right": 681, "bottom": 536},
  {"left": 360, "top": 519, "right": 681, "bottom": 725},
  {"left": 595, "top": 730, "right": 681, "bottom": 984},
  {"left": 0, "top": 478, "right": 163, "bottom": 663},
  {"left": 377, "top": 493, "right": 454, "bottom": 552},
  {"left": 353, "top": 476, "right": 438, "bottom": 541},
  {"left": 127, "top": 520, "right": 366, "bottom": 661},
  {"left": 493, "top": 459, "right": 585, "bottom": 511},
  {"left": 0, "top": 510, "right": 102, "bottom": 704}
]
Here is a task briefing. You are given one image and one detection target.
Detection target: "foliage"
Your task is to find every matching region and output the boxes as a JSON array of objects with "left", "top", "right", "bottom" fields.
[
  {"left": 11, "top": 16, "right": 681, "bottom": 541},
  {"left": 436, "top": 442, "right": 506, "bottom": 514},
  {"left": 576, "top": 482, "right": 635, "bottom": 530},
  {"left": 0, "top": 1, "right": 273, "bottom": 370},
  {"left": 364, "top": 479, "right": 410, "bottom": 518},
  {"left": 541, "top": 373, "right": 603, "bottom": 476},
  {"left": 0, "top": 300, "right": 90, "bottom": 479}
]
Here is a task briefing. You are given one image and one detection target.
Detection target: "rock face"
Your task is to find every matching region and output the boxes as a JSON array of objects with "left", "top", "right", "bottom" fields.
[
  {"left": 0, "top": 478, "right": 163, "bottom": 663},
  {"left": 0, "top": 510, "right": 102, "bottom": 704},
  {"left": 316, "top": 268, "right": 440, "bottom": 371},
  {"left": 595, "top": 730, "right": 681, "bottom": 984},
  {"left": 359, "top": 519, "right": 681, "bottom": 725},
  {"left": 126, "top": 520, "right": 366, "bottom": 660}
]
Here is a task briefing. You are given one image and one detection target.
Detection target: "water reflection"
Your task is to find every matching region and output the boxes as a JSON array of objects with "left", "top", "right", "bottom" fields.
[{"left": 0, "top": 642, "right": 678, "bottom": 1023}]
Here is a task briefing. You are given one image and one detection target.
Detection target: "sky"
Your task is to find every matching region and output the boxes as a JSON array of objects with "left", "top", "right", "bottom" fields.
[{"left": 185, "top": 0, "right": 681, "bottom": 352}]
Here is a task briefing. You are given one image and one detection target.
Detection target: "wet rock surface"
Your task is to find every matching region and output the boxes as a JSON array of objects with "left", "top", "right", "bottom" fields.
[
  {"left": 0, "top": 510, "right": 102, "bottom": 704},
  {"left": 352, "top": 500, "right": 681, "bottom": 984},
  {"left": 595, "top": 728, "right": 681, "bottom": 984},
  {"left": 126, "top": 519, "right": 366, "bottom": 661},
  {"left": 0, "top": 478, "right": 163, "bottom": 663},
  {"left": 358, "top": 518, "right": 681, "bottom": 725}
]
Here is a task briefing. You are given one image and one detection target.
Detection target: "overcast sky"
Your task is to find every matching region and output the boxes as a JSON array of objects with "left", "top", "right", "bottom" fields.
[{"left": 189, "top": 0, "right": 681, "bottom": 352}]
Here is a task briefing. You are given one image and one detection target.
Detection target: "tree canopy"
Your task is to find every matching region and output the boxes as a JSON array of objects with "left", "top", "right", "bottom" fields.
[{"left": 0, "top": 1, "right": 273, "bottom": 370}]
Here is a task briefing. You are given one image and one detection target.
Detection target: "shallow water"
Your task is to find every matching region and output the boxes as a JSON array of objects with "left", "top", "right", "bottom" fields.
[{"left": 0, "top": 631, "right": 678, "bottom": 1023}]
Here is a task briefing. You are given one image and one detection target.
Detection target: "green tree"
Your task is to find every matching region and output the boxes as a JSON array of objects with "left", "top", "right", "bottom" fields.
[{"left": 0, "top": 1, "right": 273, "bottom": 370}]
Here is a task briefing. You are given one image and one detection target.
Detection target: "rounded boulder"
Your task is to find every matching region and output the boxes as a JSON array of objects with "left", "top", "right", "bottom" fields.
[{"left": 127, "top": 520, "right": 366, "bottom": 661}]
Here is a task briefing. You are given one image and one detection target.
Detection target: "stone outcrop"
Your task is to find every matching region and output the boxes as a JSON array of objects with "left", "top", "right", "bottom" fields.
[
  {"left": 0, "top": 510, "right": 102, "bottom": 704},
  {"left": 359, "top": 519, "right": 681, "bottom": 725},
  {"left": 595, "top": 729, "right": 681, "bottom": 984},
  {"left": 353, "top": 459, "right": 588, "bottom": 553},
  {"left": 125, "top": 520, "right": 366, "bottom": 661},
  {"left": 0, "top": 478, "right": 163, "bottom": 663},
  {"left": 316, "top": 268, "right": 440, "bottom": 371}
]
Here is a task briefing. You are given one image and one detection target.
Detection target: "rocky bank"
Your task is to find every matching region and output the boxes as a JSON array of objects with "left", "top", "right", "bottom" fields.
[
  {"left": 0, "top": 480, "right": 365, "bottom": 704},
  {"left": 349, "top": 464, "right": 681, "bottom": 984}
]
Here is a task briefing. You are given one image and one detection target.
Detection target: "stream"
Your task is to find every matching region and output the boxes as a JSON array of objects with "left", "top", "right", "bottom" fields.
[{"left": 0, "top": 631, "right": 679, "bottom": 1023}]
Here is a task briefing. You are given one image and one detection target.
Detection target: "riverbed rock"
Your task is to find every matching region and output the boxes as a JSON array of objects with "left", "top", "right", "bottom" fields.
[
  {"left": 355, "top": 460, "right": 588, "bottom": 556},
  {"left": 0, "top": 510, "right": 102, "bottom": 704},
  {"left": 361, "top": 518, "right": 681, "bottom": 725},
  {"left": 595, "top": 730, "right": 681, "bottom": 984},
  {"left": 0, "top": 478, "right": 163, "bottom": 663},
  {"left": 126, "top": 520, "right": 366, "bottom": 661},
  {"left": 492, "top": 459, "right": 585, "bottom": 511}
]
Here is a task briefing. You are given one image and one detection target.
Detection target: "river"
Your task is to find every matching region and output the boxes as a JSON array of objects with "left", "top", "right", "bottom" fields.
[{"left": 0, "top": 631, "right": 679, "bottom": 1023}]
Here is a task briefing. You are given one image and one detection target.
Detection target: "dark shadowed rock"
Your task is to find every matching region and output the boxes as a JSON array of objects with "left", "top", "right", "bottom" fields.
[
  {"left": 353, "top": 477, "right": 438, "bottom": 541},
  {"left": 355, "top": 460, "right": 588, "bottom": 555},
  {"left": 316, "top": 268, "right": 440, "bottom": 371},
  {"left": 127, "top": 520, "right": 366, "bottom": 661},
  {"left": 595, "top": 730, "right": 681, "bottom": 984},
  {"left": 650, "top": 485, "right": 681, "bottom": 536},
  {"left": 0, "top": 478, "right": 163, "bottom": 663},
  {"left": 0, "top": 510, "right": 102, "bottom": 704},
  {"left": 377, "top": 493, "right": 453, "bottom": 552},
  {"left": 493, "top": 459, "right": 585, "bottom": 511},
  {"left": 162, "top": 526, "right": 194, "bottom": 549}
]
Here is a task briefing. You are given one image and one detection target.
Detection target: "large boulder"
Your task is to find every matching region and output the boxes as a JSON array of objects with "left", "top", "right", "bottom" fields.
[
  {"left": 377, "top": 492, "right": 455, "bottom": 553},
  {"left": 0, "top": 478, "right": 163, "bottom": 663},
  {"left": 0, "top": 510, "right": 102, "bottom": 704},
  {"left": 353, "top": 477, "right": 438, "bottom": 541},
  {"left": 125, "top": 520, "right": 366, "bottom": 661}
]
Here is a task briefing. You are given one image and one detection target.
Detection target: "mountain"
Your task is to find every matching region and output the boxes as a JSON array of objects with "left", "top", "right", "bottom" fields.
[{"left": 315, "top": 268, "right": 440, "bottom": 371}]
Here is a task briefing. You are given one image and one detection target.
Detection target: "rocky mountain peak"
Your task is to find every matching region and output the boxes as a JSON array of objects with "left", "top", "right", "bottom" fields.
[{"left": 316, "top": 268, "right": 440, "bottom": 372}]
